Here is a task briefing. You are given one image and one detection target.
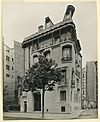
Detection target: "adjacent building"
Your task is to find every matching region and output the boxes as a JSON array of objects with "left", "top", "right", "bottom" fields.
[
  {"left": 3, "top": 40, "right": 24, "bottom": 107},
  {"left": 20, "top": 5, "right": 82, "bottom": 114},
  {"left": 14, "top": 41, "right": 24, "bottom": 89},
  {"left": 86, "top": 61, "right": 98, "bottom": 108},
  {"left": 81, "top": 61, "right": 98, "bottom": 109},
  {"left": 3, "top": 44, "right": 15, "bottom": 104},
  {"left": 14, "top": 41, "right": 24, "bottom": 103},
  {"left": 81, "top": 67, "right": 87, "bottom": 109}
]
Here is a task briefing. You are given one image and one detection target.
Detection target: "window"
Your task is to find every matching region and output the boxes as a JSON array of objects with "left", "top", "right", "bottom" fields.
[
  {"left": 70, "top": 90, "right": 72, "bottom": 101},
  {"left": 74, "top": 93, "right": 78, "bottom": 103},
  {"left": 12, "top": 67, "right": 14, "bottom": 70},
  {"left": 66, "top": 32, "right": 71, "bottom": 40},
  {"left": 6, "top": 74, "right": 10, "bottom": 77},
  {"left": 12, "top": 58, "right": 14, "bottom": 61},
  {"left": 6, "top": 49, "right": 10, "bottom": 52},
  {"left": 6, "top": 65, "right": 10, "bottom": 70},
  {"left": 33, "top": 55, "right": 38, "bottom": 64},
  {"left": 61, "top": 70, "right": 66, "bottom": 84},
  {"left": 82, "top": 73, "right": 84, "bottom": 78},
  {"left": 76, "top": 78, "right": 79, "bottom": 88},
  {"left": 60, "top": 91, "right": 66, "bottom": 101},
  {"left": 44, "top": 50, "right": 51, "bottom": 60},
  {"left": 71, "top": 68, "right": 74, "bottom": 81},
  {"left": 82, "top": 84, "right": 84, "bottom": 88},
  {"left": 62, "top": 45, "right": 72, "bottom": 61},
  {"left": 82, "top": 90, "right": 85, "bottom": 95},
  {"left": 32, "top": 43, "right": 38, "bottom": 51},
  {"left": 54, "top": 36, "right": 60, "bottom": 44},
  {"left": 6, "top": 56, "right": 10, "bottom": 61},
  {"left": 61, "top": 106, "right": 65, "bottom": 112}
]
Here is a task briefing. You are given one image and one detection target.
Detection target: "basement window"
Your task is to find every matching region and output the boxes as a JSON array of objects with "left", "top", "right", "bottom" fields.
[{"left": 61, "top": 106, "right": 65, "bottom": 112}]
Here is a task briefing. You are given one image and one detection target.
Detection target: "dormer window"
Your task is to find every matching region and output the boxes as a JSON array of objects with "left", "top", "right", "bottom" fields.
[
  {"left": 62, "top": 45, "right": 72, "bottom": 61},
  {"left": 33, "top": 55, "right": 38, "bottom": 64}
]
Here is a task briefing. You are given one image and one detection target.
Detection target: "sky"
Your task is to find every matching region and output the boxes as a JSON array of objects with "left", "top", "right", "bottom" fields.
[{"left": 2, "top": 1, "right": 97, "bottom": 67}]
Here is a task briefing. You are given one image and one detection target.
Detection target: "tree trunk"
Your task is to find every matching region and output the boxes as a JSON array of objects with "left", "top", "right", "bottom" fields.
[{"left": 42, "top": 86, "right": 45, "bottom": 118}]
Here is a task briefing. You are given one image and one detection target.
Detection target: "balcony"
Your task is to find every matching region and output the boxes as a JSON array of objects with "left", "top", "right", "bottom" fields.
[
  {"left": 71, "top": 80, "right": 75, "bottom": 88},
  {"left": 61, "top": 57, "right": 72, "bottom": 62}
]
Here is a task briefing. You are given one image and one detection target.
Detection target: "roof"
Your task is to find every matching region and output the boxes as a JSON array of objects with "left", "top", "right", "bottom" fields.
[{"left": 22, "top": 19, "right": 75, "bottom": 47}]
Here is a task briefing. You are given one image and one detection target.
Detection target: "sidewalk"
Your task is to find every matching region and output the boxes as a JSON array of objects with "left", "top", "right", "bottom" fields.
[{"left": 3, "top": 110, "right": 82, "bottom": 120}]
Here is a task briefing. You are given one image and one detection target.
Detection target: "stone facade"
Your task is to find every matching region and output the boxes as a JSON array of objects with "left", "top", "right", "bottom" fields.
[{"left": 20, "top": 5, "right": 82, "bottom": 113}]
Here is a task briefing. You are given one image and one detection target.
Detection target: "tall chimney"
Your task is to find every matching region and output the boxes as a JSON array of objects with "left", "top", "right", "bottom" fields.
[
  {"left": 38, "top": 25, "right": 43, "bottom": 32},
  {"left": 63, "top": 5, "right": 75, "bottom": 21}
]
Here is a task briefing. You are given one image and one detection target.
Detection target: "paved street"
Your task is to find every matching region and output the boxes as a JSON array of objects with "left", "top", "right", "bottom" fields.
[
  {"left": 3, "top": 109, "right": 98, "bottom": 120},
  {"left": 3, "top": 110, "right": 81, "bottom": 120},
  {"left": 77, "top": 109, "right": 98, "bottom": 119}
]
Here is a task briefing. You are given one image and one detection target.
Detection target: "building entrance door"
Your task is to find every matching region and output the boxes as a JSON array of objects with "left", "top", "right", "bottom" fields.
[
  {"left": 34, "top": 93, "right": 41, "bottom": 111},
  {"left": 24, "top": 101, "right": 27, "bottom": 112}
]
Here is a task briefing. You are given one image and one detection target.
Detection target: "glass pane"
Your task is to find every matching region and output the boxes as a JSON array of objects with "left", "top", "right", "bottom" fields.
[
  {"left": 60, "top": 91, "right": 66, "bottom": 101},
  {"left": 66, "top": 48, "right": 70, "bottom": 57},
  {"left": 62, "top": 47, "right": 71, "bottom": 59},
  {"left": 45, "top": 52, "right": 50, "bottom": 60},
  {"left": 33, "top": 57, "right": 38, "bottom": 63}
]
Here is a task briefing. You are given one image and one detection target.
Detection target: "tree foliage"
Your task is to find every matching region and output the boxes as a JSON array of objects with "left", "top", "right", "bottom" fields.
[
  {"left": 19, "top": 55, "right": 62, "bottom": 118},
  {"left": 23, "top": 55, "right": 62, "bottom": 92}
]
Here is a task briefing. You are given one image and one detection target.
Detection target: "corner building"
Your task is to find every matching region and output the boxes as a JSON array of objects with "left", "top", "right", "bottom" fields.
[{"left": 21, "top": 5, "right": 82, "bottom": 113}]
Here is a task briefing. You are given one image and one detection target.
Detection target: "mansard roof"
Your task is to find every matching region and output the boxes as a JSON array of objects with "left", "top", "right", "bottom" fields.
[
  {"left": 22, "top": 19, "right": 75, "bottom": 46},
  {"left": 22, "top": 5, "right": 81, "bottom": 52}
]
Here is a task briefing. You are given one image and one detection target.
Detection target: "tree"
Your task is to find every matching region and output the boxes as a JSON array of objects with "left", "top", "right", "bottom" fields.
[{"left": 23, "top": 55, "right": 62, "bottom": 118}]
